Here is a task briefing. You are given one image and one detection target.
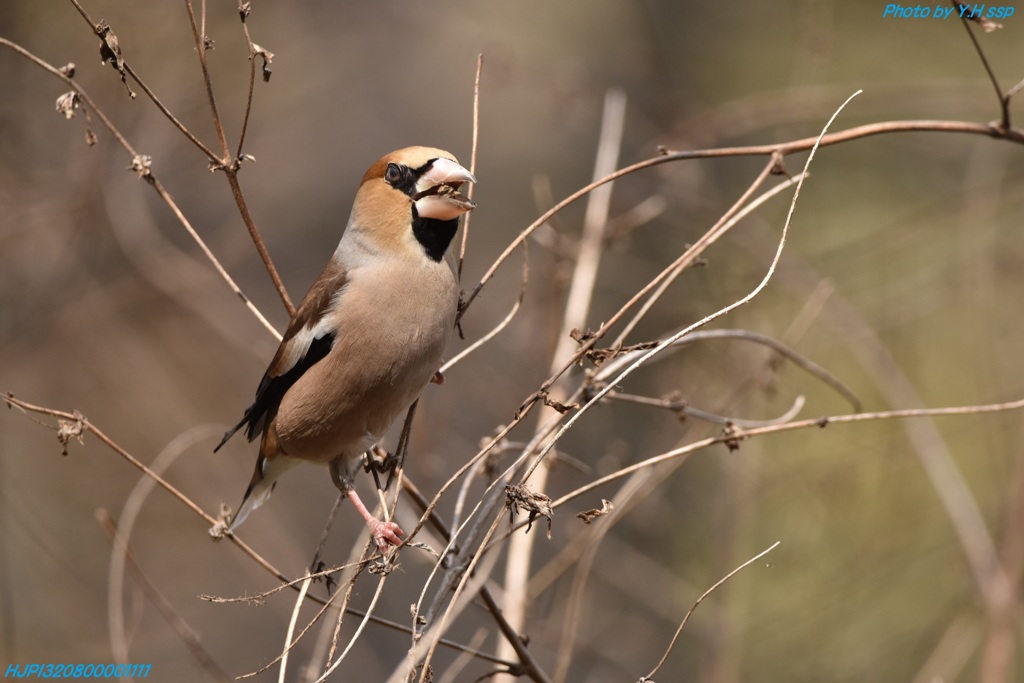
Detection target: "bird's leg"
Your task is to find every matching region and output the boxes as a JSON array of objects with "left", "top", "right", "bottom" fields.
[
  {"left": 329, "top": 457, "right": 404, "bottom": 556},
  {"left": 364, "top": 445, "right": 401, "bottom": 491}
]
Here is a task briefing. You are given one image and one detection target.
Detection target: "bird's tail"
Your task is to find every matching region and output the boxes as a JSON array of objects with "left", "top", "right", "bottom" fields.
[
  {"left": 213, "top": 415, "right": 247, "bottom": 453},
  {"left": 229, "top": 453, "right": 300, "bottom": 531}
]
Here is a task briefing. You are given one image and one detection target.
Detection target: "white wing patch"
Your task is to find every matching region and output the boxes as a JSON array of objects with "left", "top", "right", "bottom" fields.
[{"left": 276, "top": 315, "right": 336, "bottom": 377}]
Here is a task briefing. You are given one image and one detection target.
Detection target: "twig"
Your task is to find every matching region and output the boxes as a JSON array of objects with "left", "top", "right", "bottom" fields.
[
  {"left": 310, "top": 494, "right": 345, "bottom": 584},
  {"left": 1007, "top": 77, "right": 1024, "bottom": 99},
  {"left": 522, "top": 92, "right": 862, "bottom": 487},
  {"left": 183, "top": 0, "right": 230, "bottom": 160},
  {"left": 411, "top": 515, "right": 508, "bottom": 683},
  {"left": 223, "top": 171, "right": 296, "bottom": 317},
  {"left": 235, "top": 0, "right": 260, "bottom": 158},
  {"left": 199, "top": 560, "right": 359, "bottom": 604},
  {"left": 639, "top": 541, "right": 780, "bottom": 682},
  {"left": 746, "top": 230, "right": 1016, "bottom": 616},
  {"left": 952, "top": 0, "right": 1010, "bottom": 129},
  {"left": 236, "top": 557, "right": 364, "bottom": 680},
  {"left": 550, "top": 398, "right": 1024, "bottom": 513},
  {"left": 323, "top": 540, "right": 377, "bottom": 674},
  {"left": 316, "top": 574, "right": 389, "bottom": 683},
  {"left": 181, "top": 0, "right": 295, "bottom": 316},
  {"left": 278, "top": 575, "right": 312, "bottom": 683},
  {"left": 402, "top": 402, "right": 535, "bottom": 562},
  {"left": 441, "top": 240, "right": 528, "bottom": 374},
  {"left": 0, "top": 38, "right": 282, "bottom": 340},
  {"left": 96, "top": 511, "right": 233, "bottom": 683},
  {"left": 592, "top": 327, "right": 861, "bottom": 412},
  {"left": 610, "top": 160, "right": 789, "bottom": 348},
  {"left": 501, "top": 87, "right": 627, "bottom": 670},
  {"left": 519, "top": 290, "right": 849, "bottom": 603},
  {"left": 477, "top": 164, "right": 796, "bottom": 427},
  {"left": 458, "top": 54, "right": 483, "bottom": 280},
  {"left": 458, "top": 117, "right": 1024, "bottom": 323},
  {"left": 67, "top": 0, "right": 294, "bottom": 317},
  {"left": 555, "top": 170, "right": 805, "bottom": 416},
  {"left": 551, "top": 469, "right": 646, "bottom": 683},
  {"left": 510, "top": 169, "right": 806, "bottom": 456},
  {"left": 436, "top": 628, "right": 489, "bottom": 683},
  {"left": 605, "top": 391, "right": 806, "bottom": 428},
  {"left": 106, "top": 425, "right": 222, "bottom": 667},
  {"left": 3, "top": 394, "right": 360, "bottom": 626},
  {"left": 65, "top": 0, "right": 221, "bottom": 162},
  {"left": 411, "top": 106, "right": 1024, "bottom": 564},
  {"left": 401, "top": 478, "right": 553, "bottom": 683}
]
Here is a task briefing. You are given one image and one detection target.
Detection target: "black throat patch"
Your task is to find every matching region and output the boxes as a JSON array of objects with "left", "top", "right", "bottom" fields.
[{"left": 411, "top": 213, "right": 458, "bottom": 262}]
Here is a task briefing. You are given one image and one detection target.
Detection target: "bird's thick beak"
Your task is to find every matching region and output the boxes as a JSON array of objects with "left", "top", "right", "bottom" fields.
[{"left": 413, "top": 157, "right": 477, "bottom": 221}]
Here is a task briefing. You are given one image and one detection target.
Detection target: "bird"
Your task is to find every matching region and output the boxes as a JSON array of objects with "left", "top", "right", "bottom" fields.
[{"left": 215, "top": 146, "right": 476, "bottom": 554}]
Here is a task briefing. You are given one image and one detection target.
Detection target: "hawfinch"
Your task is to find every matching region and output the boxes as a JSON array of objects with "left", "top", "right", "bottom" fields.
[{"left": 215, "top": 146, "right": 476, "bottom": 554}]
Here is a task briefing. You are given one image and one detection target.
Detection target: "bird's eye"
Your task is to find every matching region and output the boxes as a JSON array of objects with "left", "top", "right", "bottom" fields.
[{"left": 384, "top": 163, "right": 403, "bottom": 185}]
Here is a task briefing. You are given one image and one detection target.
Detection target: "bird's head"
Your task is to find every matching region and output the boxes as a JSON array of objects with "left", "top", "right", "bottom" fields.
[
  {"left": 360, "top": 146, "right": 475, "bottom": 218},
  {"left": 350, "top": 147, "right": 476, "bottom": 261}
]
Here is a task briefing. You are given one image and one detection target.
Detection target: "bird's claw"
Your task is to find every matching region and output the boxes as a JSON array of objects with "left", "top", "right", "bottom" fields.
[{"left": 370, "top": 519, "right": 404, "bottom": 556}]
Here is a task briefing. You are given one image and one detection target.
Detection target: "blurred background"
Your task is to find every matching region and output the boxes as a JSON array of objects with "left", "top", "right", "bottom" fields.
[{"left": 2, "top": 1, "right": 1023, "bottom": 681}]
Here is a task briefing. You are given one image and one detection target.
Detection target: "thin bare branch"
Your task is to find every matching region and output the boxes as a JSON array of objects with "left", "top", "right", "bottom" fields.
[
  {"left": 183, "top": 0, "right": 230, "bottom": 159},
  {"left": 199, "top": 560, "right": 359, "bottom": 604},
  {"left": 952, "top": 0, "right": 1010, "bottom": 129},
  {"left": 223, "top": 171, "right": 296, "bottom": 317},
  {"left": 401, "top": 478, "right": 553, "bottom": 683},
  {"left": 316, "top": 574, "right": 389, "bottom": 683},
  {"left": 592, "top": 327, "right": 861, "bottom": 412},
  {"left": 751, "top": 232, "right": 1017, "bottom": 614},
  {"left": 412, "top": 516, "right": 508, "bottom": 683},
  {"left": 501, "top": 88, "right": 626, "bottom": 671},
  {"left": 605, "top": 391, "right": 806, "bottom": 428},
  {"left": 0, "top": 38, "right": 282, "bottom": 339},
  {"left": 279, "top": 576, "right": 312, "bottom": 683},
  {"left": 610, "top": 161, "right": 790, "bottom": 347},
  {"left": 107, "top": 426, "right": 222, "bottom": 666},
  {"left": 236, "top": 560, "right": 363, "bottom": 680},
  {"left": 97, "top": 511, "right": 233, "bottom": 683},
  {"left": 235, "top": 0, "right": 259, "bottom": 158},
  {"left": 182, "top": 0, "right": 295, "bottom": 316},
  {"left": 551, "top": 398, "right": 1024, "bottom": 512},
  {"left": 441, "top": 241, "right": 527, "bottom": 374},
  {"left": 518, "top": 168, "right": 805, "bottom": 436},
  {"left": 66, "top": 0, "right": 221, "bottom": 162},
  {"left": 522, "top": 92, "right": 863, "bottom": 486},
  {"left": 459, "top": 117, "right": 1024, "bottom": 323},
  {"left": 2, "top": 393, "right": 331, "bottom": 613},
  {"left": 68, "top": 0, "right": 294, "bottom": 317},
  {"left": 640, "top": 541, "right": 781, "bottom": 682},
  {"left": 458, "top": 53, "right": 483, "bottom": 280}
]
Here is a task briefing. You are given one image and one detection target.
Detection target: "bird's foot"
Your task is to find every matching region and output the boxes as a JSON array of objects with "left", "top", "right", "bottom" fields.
[
  {"left": 431, "top": 370, "right": 445, "bottom": 385},
  {"left": 344, "top": 486, "right": 404, "bottom": 557},
  {"left": 368, "top": 518, "right": 405, "bottom": 556}
]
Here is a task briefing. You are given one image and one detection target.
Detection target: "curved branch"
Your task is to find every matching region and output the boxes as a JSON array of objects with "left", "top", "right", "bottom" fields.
[
  {"left": 460, "top": 118, "right": 1024, "bottom": 321},
  {"left": 551, "top": 397, "right": 1024, "bottom": 512},
  {"left": 592, "top": 328, "right": 862, "bottom": 412},
  {"left": 1, "top": 392, "right": 513, "bottom": 668}
]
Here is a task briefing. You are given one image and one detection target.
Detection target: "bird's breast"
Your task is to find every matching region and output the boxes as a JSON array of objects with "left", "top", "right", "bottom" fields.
[{"left": 272, "top": 257, "right": 458, "bottom": 463}]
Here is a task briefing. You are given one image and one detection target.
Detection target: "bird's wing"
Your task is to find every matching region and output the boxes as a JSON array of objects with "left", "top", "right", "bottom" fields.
[{"left": 214, "top": 261, "right": 348, "bottom": 450}]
